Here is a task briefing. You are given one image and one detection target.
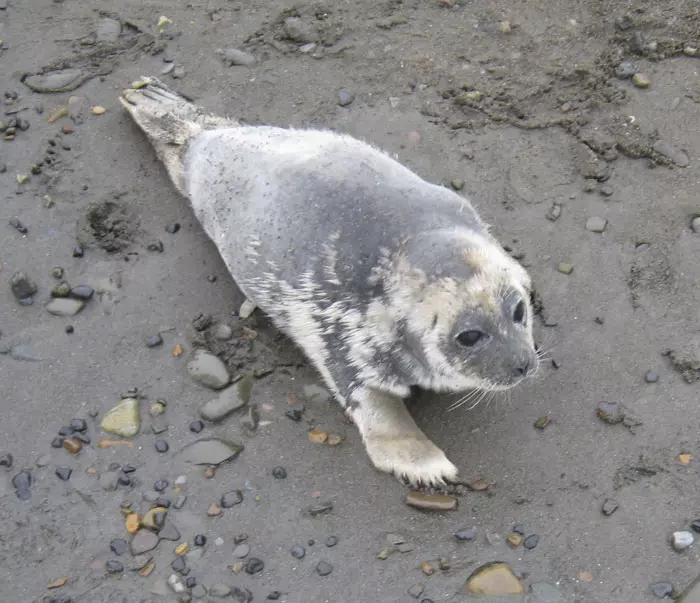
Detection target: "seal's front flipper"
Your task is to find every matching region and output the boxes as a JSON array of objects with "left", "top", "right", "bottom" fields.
[{"left": 348, "top": 387, "right": 459, "bottom": 487}]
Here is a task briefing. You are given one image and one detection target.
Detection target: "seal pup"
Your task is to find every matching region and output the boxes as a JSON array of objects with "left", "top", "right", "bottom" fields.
[{"left": 119, "top": 77, "right": 539, "bottom": 487}]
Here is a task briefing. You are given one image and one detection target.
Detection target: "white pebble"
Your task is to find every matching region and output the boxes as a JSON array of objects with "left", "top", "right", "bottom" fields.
[
  {"left": 215, "top": 537, "right": 225, "bottom": 546},
  {"left": 174, "top": 475, "right": 187, "bottom": 485},
  {"left": 672, "top": 531, "right": 694, "bottom": 551},
  {"left": 168, "top": 573, "right": 185, "bottom": 593},
  {"left": 239, "top": 299, "right": 257, "bottom": 319}
]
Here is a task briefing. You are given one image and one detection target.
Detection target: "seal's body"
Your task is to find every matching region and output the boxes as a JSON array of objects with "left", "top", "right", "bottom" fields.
[{"left": 120, "top": 78, "right": 538, "bottom": 486}]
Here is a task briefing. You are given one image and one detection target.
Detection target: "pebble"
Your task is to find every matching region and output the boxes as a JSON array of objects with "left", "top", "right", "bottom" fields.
[
  {"left": 337, "top": 90, "right": 355, "bottom": 107},
  {"left": 507, "top": 534, "right": 523, "bottom": 548},
  {"left": 154, "top": 479, "right": 169, "bottom": 492},
  {"left": 534, "top": 415, "right": 551, "bottom": 429},
  {"left": 155, "top": 439, "right": 169, "bottom": 453},
  {"left": 179, "top": 437, "right": 244, "bottom": 465},
  {"left": 615, "top": 60, "right": 636, "bottom": 79},
  {"left": 101, "top": 398, "right": 140, "bottom": 437},
  {"left": 73, "top": 246, "right": 84, "bottom": 258},
  {"left": 632, "top": 73, "right": 651, "bottom": 88},
  {"left": 63, "top": 438, "right": 82, "bottom": 454},
  {"left": 673, "top": 531, "right": 694, "bottom": 551},
  {"left": 187, "top": 349, "right": 231, "bottom": 390},
  {"left": 231, "top": 586, "right": 254, "bottom": 602},
  {"left": 168, "top": 573, "right": 185, "bottom": 593},
  {"left": 105, "top": 560, "right": 124, "bottom": 573},
  {"left": 325, "top": 536, "right": 338, "bottom": 547},
  {"left": 316, "top": 561, "right": 333, "bottom": 576},
  {"left": 70, "top": 418, "right": 87, "bottom": 432},
  {"left": 65, "top": 325, "right": 75, "bottom": 334},
  {"left": 284, "top": 17, "right": 319, "bottom": 43},
  {"left": 308, "top": 501, "right": 333, "bottom": 516},
  {"left": 0, "top": 453, "right": 12, "bottom": 468},
  {"left": 455, "top": 527, "right": 477, "bottom": 541},
  {"left": 35, "top": 454, "right": 51, "bottom": 467},
  {"left": 408, "top": 584, "right": 425, "bottom": 598},
  {"left": 523, "top": 534, "right": 540, "bottom": 549},
  {"left": 9, "top": 217, "right": 28, "bottom": 234},
  {"left": 92, "top": 106, "right": 106, "bottom": 115},
  {"left": 147, "top": 334, "right": 163, "bottom": 348},
  {"left": 110, "top": 538, "right": 128, "bottom": 555},
  {"left": 604, "top": 500, "right": 620, "bottom": 517},
  {"left": 645, "top": 370, "right": 660, "bottom": 383},
  {"left": 406, "top": 491, "right": 457, "bottom": 511},
  {"left": 465, "top": 562, "right": 525, "bottom": 595},
  {"left": 99, "top": 471, "right": 119, "bottom": 491},
  {"left": 221, "top": 489, "right": 243, "bottom": 507},
  {"left": 267, "top": 592, "right": 281, "bottom": 600},
  {"left": 192, "top": 584, "right": 207, "bottom": 598},
  {"left": 245, "top": 557, "right": 264, "bottom": 574},
  {"left": 194, "top": 534, "right": 207, "bottom": 547},
  {"left": 171, "top": 555, "right": 187, "bottom": 573},
  {"left": 272, "top": 466, "right": 287, "bottom": 479},
  {"left": 600, "top": 185, "right": 614, "bottom": 197},
  {"left": 51, "top": 436, "right": 64, "bottom": 449},
  {"left": 128, "top": 554, "right": 152, "bottom": 571},
  {"left": 208, "top": 502, "right": 222, "bottom": 516},
  {"left": 651, "top": 582, "right": 673, "bottom": 598},
  {"left": 187, "top": 420, "right": 204, "bottom": 434},
  {"left": 693, "top": 217, "right": 700, "bottom": 234},
  {"left": 70, "top": 285, "right": 94, "bottom": 300},
  {"left": 165, "top": 222, "right": 180, "bottom": 234},
  {"left": 291, "top": 545, "right": 305, "bottom": 559},
  {"left": 213, "top": 323, "right": 233, "bottom": 340},
  {"left": 45, "top": 297, "right": 85, "bottom": 316},
  {"left": 586, "top": 216, "right": 607, "bottom": 233},
  {"left": 652, "top": 140, "right": 690, "bottom": 167},
  {"left": 173, "top": 494, "right": 188, "bottom": 509},
  {"left": 545, "top": 202, "right": 562, "bottom": 221},
  {"left": 218, "top": 48, "right": 257, "bottom": 67},
  {"left": 55, "top": 467, "right": 72, "bottom": 481},
  {"left": 233, "top": 544, "right": 250, "bottom": 558},
  {"left": 147, "top": 240, "right": 164, "bottom": 252},
  {"left": 198, "top": 376, "right": 252, "bottom": 421},
  {"left": 12, "top": 470, "right": 32, "bottom": 492},
  {"left": 239, "top": 299, "right": 256, "bottom": 318},
  {"left": 285, "top": 409, "right": 302, "bottom": 422},
  {"left": 10, "top": 271, "right": 37, "bottom": 299},
  {"left": 596, "top": 401, "right": 625, "bottom": 424}
]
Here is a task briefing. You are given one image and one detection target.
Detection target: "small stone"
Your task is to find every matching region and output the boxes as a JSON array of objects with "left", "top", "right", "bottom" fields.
[
  {"left": 308, "top": 501, "right": 333, "bottom": 516},
  {"left": 239, "top": 299, "right": 257, "bottom": 318},
  {"left": 267, "top": 592, "right": 281, "bottom": 601},
  {"left": 245, "top": 557, "right": 264, "bottom": 574},
  {"left": 451, "top": 179, "right": 465, "bottom": 190},
  {"left": 615, "top": 60, "right": 636, "bottom": 79},
  {"left": 337, "top": 90, "right": 355, "bottom": 107},
  {"left": 147, "top": 334, "right": 163, "bottom": 348},
  {"left": 190, "top": 420, "right": 204, "bottom": 433},
  {"left": 175, "top": 542, "right": 189, "bottom": 555},
  {"left": 73, "top": 246, "right": 84, "bottom": 258},
  {"left": 48, "top": 577, "right": 67, "bottom": 589},
  {"left": 325, "top": 535, "right": 339, "bottom": 548},
  {"left": 645, "top": 370, "right": 660, "bottom": 383},
  {"left": 208, "top": 502, "right": 222, "bottom": 516},
  {"left": 192, "top": 584, "right": 207, "bottom": 598},
  {"left": 600, "top": 185, "right": 614, "bottom": 197},
  {"left": 316, "top": 561, "right": 333, "bottom": 576},
  {"left": 171, "top": 555, "right": 187, "bottom": 573},
  {"left": 523, "top": 534, "right": 540, "bottom": 549},
  {"left": 55, "top": 467, "right": 72, "bottom": 481},
  {"left": 0, "top": 453, "right": 12, "bottom": 468},
  {"left": 173, "top": 494, "right": 188, "bottom": 509},
  {"left": 179, "top": 437, "right": 244, "bottom": 465},
  {"left": 513, "top": 524, "right": 525, "bottom": 535},
  {"left": 596, "top": 401, "right": 625, "bottom": 424},
  {"left": 221, "top": 489, "right": 243, "bottom": 507},
  {"left": 36, "top": 454, "right": 51, "bottom": 467},
  {"left": 309, "top": 430, "right": 328, "bottom": 444},
  {"left": 12, "top": 470, "right": 32, "bottom": 493},
  {"left": 405, "top": 491, "right": 457, "bottom": 511},
  {"left": 421, "top": 561, "right": 436, "bottom": 575},
  {"left": 194, "top": 534, "right": 207, "bottom": 547},
  {"left": 272, "top": 466, "right": 287, "bottom": 479},
  {"left": 205, "top": 467, "right": 217, "bottom": 479},
  {"left": 187, "top": 349, "right": 231, "bottom": 390},
  {"left": 465, "top": 562, "right": 525, "bottom": 595},
  {"left": 602, "top": 498, "right": 619, "bottom": 516},
  {"left": 70, "top": 418, "right": 87, "bottom": 432},
  {"left": 545, "top": 202, "right": 562, "bottom": 221},
  {"left": 10, "top": 271, "right": 37, "bottom": 299},
  {"left": 125, "top": 513, "right": 140, "bottom": 533},
  {"left": 165, "top": 222, "right": 180, "bottom": 234},
  {"left": 106, "top": 560, "right": 124, "bottom": 573},
  {"left": 70, "top": 285, "right": 94, "bottom": 300},
  {"left": 291, "top": 545, "right": 305, "bottom": 559},
  {"left": 147, "top": 240, "right": 164, "bottom": 252},
  {"left": 218, "top": 47, "right": 257, "bottom": 67},
  {"left": 632, "top": 73, "right": 651, "bottom": 88},
  {"left": 169, "top": 573, "right": 186, "bottom": 593},
  {"left": 556, "top": 262, "right": 574, "bottom": 275},
  {"left": 233, "top": 543, "right": 250, "bottom": 558},
  {"left": 285, "top": 409, "right": 303, "bottom": 422},
  {"left": 155, "top": 439, "right": 169, "bottom": 453},
  {"left": 691, "top": 520, "right": 700, "bottom": 534},
  {"left": 586, "top": 216, "right": 607, "bottom": 233},
  {"left": 653, "top": 140, "right": 690, "bottom": 167},
  {"left": 198, "top": 376, "right": 252, "bottom": 421},
  {"left": 672, "top": 530, "right": 694, "bottom": 551},
  {"left": 692, "top": 217, "right": 700, "bottom": 234},
  {"left": 101, "top": 398, "right": 140, "bottom": 437},
  {"left": 128, "top": 554, "right": 152, "bottom": 571},
  {"left": 650, "top": 582, "right": 674, "bottom": 598},
  {"left": 684, "top": 46, "right": 698, "bottom": 56},
  {"left": 63, "top": 437, "right": 82, "bottom": 454},
  {"left": 234, "top": 533, "right": 249, "bottom": 544},
  {"left": 150, "top": 402, "right": 167, "bottom": 418},
  {"left": 154, "top": 479, "right": 169, "bottom": 492},
  {"left": 468, "top": 477, "right": 490, "bottom": 492},
  {"left": 131, "top": 529, "right": 160, "bottom": 555},
  {"left": 534, "top": 416, "right": 551, "bottom": 429},
  {"left": 455, "top": 527, "right": 477, "bottom": 541},
  {"left": 110, "top": 538, "right": 128, "bottom": 555},
  {"left": 284, "top": 17, "right": 319, "bottom": 43},
  {"left": 92, "top": 106, "right": 106, "bottom": 115},
  {"left": 9, "top": 217, "right": 28, "bottom": 234},
  {"left": 408, "top": 583, "right": 425, "bottom": 598},
  {"left": 99, "top": 471, "right": 119, "bottom": 491},
  {"left": 507, "top": 534, "right": 523, "bottom": 548},
  {"left": 327, "top": 434, "right": 343, "bottom": 446},
  {"left": 172, "top": 66, "right": 186, "bottom": 79},
  {"left": 213, "top": 323, "right": 233, "bottom": 340},
  {"left": 51, "top": 436, "right": 64, "bottom": 449},
  {"left": 51, "top": 267, "right": 65, "bottom": 279},
  {"left": 142, "top": 507, "right": 168, "bottom": 531}
]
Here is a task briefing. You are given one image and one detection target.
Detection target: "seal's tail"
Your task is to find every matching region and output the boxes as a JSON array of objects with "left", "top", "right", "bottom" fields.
[{"left": 119, "top": 76, "right": 238, "bottom": 196}]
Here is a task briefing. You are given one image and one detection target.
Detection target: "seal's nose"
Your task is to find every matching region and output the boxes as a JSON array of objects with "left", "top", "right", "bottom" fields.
[{"left": 514, "top": 359, "right": 531, "bottom": 378}]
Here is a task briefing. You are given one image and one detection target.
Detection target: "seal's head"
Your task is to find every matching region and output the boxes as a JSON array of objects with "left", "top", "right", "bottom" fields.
[{"left": 389, "top": 229, "right": 539, "bottom": 394}]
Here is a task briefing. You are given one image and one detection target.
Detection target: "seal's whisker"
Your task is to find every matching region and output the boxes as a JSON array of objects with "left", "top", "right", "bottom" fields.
[{"left": 447, "top": 388, "right": 483, "bottom": 412}]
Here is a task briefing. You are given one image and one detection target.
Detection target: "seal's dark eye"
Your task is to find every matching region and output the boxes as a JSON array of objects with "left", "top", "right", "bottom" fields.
[
  {"left": 513, "top": 300, "right": 525, "bottom": 324},
  {"left": 456, "top": 330, "right": 484, "bottom": 347}
]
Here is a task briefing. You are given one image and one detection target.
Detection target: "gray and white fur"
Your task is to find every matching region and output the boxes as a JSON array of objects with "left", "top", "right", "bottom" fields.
[{"left": 119, "top": 77, "right": 539, "bottom": 487}]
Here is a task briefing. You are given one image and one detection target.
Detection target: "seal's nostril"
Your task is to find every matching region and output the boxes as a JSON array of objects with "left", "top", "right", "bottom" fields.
[{"left": 516, "top": 360, "right": 530, "bottom": 377}]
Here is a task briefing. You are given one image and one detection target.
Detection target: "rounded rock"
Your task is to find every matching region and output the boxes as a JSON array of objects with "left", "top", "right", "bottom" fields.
[
  {"left": 523, "top": 534, "right": 540, "bottom": 549},
  {"left": 650, "top": 582, "right": 673, "bottom": 598},
  {"left": 233, "top": 543, "right": 250, "bottom": 558},
  {"left": 632, "top": 73, "right": 651, "bottom": 88},
  {"left": 316, "top": 561, "right": 333, "bottom": 576},
  {"left": 154, "top": 479, "right": 169, "bottom": 492},
  {"left": 615, "top": 60, "right": 636, "bottom": 79},
  {"left": 291, "top": 545, "right": 305, "bottom": 559},
  {"left": 672, "top": 530, "right": 694, "bottom": 552},
  {"left": 70, "top": 418, "right": 88, "bottom": 432},
  {"left": 155, "top": 439, "right": 169, "bottom": 453},
  {"left": 221, "top": 489, "right": 243, "bottom": 508},
  {"left": 455, "top": 527, "right": 477, "bottom": 541},
  {"left": 245, "top": 557, "right": 264, "bottom": 574},
  {"left": 55, "top": 467, "right": 72, "bottom": 481},
  {"left": 194, "top": 534, "right": 207, "bottom": 547},
  {"left": 189, "top": 420, "right": 204, "bottom": 433},
  {"left": 692, "top": 216, "right": 700, "bottom": 234},
  {"left": 272, "top": 466, "right": 287, "bottom": 479},
  {"left": 325, "top": 536, "right": 338, "bottom": 547},
  {"left": 110, "top": 538, "right": 128, "bottom": 555},
  {"left": 645, "top": 371, "right": 660, "bottom": 383},
  {"left": 106, "top": 560, "right": 124, "bottom": 573},
  {"left": 187, "top": 349, "right": 231, "bottom": 390}
]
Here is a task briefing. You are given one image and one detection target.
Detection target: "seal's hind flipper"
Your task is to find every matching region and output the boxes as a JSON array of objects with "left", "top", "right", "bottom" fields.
[{"left": 119, "top": 77, "right": 238, "bottom": 196}]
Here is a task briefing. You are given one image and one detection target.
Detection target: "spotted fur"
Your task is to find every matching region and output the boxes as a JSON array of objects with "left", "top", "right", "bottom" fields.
[{"left": 119, "top": 77, "right": 539, "bottom": 487}]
